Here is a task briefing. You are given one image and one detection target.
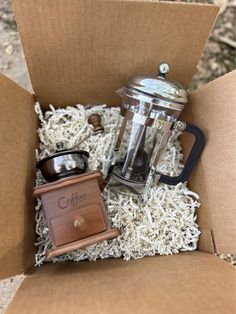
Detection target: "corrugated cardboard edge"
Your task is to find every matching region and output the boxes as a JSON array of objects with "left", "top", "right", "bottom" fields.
[
  {"left": 185, "top": 71, "right": 236, "bottom": 254},
  {"left": 7, "top": 252, "right": 236, "bottom": 314},
  {"left": 198, "top": 228, "right": 215, "bottom": 253},
  {"left": 0, "top": 73, "right": 37, "bottom": 280}
]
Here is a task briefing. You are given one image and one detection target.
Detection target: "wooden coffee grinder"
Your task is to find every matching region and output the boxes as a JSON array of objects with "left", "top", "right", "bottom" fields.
[{"left": 34, "top": 114, "right": 120, "bottom": 259}]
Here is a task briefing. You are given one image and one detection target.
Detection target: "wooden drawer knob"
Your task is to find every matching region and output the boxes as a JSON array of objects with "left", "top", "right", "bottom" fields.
[{"left": 74, "top": 217, "right": 84, "bottom": 229}]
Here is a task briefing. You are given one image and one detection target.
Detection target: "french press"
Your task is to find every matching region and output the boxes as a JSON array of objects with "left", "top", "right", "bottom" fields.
[{"left": 108, "top": 63, "right": 204, "bottom": 196}]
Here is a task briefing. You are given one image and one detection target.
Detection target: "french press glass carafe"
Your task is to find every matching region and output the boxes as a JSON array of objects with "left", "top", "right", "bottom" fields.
[{"left": 108, "top": 63, "right": 204, "bottom": 196}]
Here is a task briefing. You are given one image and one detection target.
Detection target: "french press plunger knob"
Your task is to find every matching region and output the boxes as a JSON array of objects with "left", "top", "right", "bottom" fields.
[{"left": 158, "top": 63, "right": 170, "bottom": 77}]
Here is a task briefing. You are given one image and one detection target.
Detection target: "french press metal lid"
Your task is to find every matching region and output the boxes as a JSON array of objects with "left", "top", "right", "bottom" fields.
[{"left": 126, "top": 63, "right": 187, "bottom": 106}]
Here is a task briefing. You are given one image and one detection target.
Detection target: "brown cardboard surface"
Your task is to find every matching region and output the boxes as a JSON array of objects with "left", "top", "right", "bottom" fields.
[
  {"left": 198, "top": 228, "right": 215, "bottom": 253},
  {"left": 180, "top": 111, "right": 215, "bottom": 253},
  {"left": 7, "top": 252, "right": 236, "bottom": 314},
  {"left": 0, "top": 74, "right": 37, "bottom": 279},
  {"left": 13, "top": 0, "right": 218, "bottom": 109},
  {"left": 184, "top": 71, "right": 236, "bottom": 254}
]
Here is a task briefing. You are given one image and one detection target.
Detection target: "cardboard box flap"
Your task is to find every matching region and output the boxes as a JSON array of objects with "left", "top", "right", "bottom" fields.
[
  {"left": 186, "top": 71, "right": 236, "bottom": 254},
  {"left": 14, "top": 0, "right": 218, "bottom": 108},
  {"left": 7, "top": 252, "right": 236, "bottom": 314},
  {"left": 0, "top": 74, "right": 37, "bottom": 280}
]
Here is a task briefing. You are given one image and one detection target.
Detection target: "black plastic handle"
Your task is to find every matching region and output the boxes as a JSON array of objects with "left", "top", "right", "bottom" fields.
[{"left": 159, "top": 122, "right": 205, "bottom": 185}]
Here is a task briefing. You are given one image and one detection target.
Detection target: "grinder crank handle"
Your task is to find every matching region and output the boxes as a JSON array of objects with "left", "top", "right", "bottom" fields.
[
  {"left": 70, "top": 114, "right": 104, "bottom": 149},
  {"left": 88, "top": 113, "right": 104, "bottom": 134},
  {"left": 159, "top": 121, "right": 205, "bottom": 185}
]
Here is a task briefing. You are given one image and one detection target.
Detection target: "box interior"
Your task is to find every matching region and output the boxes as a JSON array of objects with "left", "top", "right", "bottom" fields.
[
  {"left": 1, "top": 69, "right": 236, "bottom": 281},
  {"left": 0, "top": 0, "right": 235, "bottom": 311}
]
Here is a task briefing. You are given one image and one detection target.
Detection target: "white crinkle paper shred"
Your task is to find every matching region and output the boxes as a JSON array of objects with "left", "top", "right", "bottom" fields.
[{"left": 34, "top": 103, "right": 200, "bottom": 266}]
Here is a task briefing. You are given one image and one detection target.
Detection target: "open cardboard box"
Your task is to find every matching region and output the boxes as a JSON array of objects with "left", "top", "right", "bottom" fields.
[{"left": 0, "top": 0, "right": 235, "bottom": 313}]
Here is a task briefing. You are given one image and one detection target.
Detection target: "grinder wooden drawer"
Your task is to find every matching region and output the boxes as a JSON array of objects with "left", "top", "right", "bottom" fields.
[{"left": 50, "top": 204, "right": 107, "bottom": 246}]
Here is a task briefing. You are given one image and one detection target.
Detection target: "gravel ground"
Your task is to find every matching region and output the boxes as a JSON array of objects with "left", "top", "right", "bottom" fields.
[
  {"left": 0, "top": 0, "right": 235, "bottom": 312},
  {"left": 0, "top": 276, "right": 25, "bottom": 313}
]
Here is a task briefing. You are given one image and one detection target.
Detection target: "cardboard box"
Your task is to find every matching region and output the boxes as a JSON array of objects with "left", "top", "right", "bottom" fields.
[{"left": 0, "top": 0, "right": 235, "bottom": 313}]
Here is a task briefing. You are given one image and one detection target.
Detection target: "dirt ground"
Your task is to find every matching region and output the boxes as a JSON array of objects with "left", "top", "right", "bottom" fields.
[{"left": 0, "top": 0, "right": 235, "bottom": 312}]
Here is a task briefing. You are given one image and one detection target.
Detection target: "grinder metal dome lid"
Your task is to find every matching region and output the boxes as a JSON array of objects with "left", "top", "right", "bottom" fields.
[{"left": 120, "top": 63, "right": 188, "bottom": 107}]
